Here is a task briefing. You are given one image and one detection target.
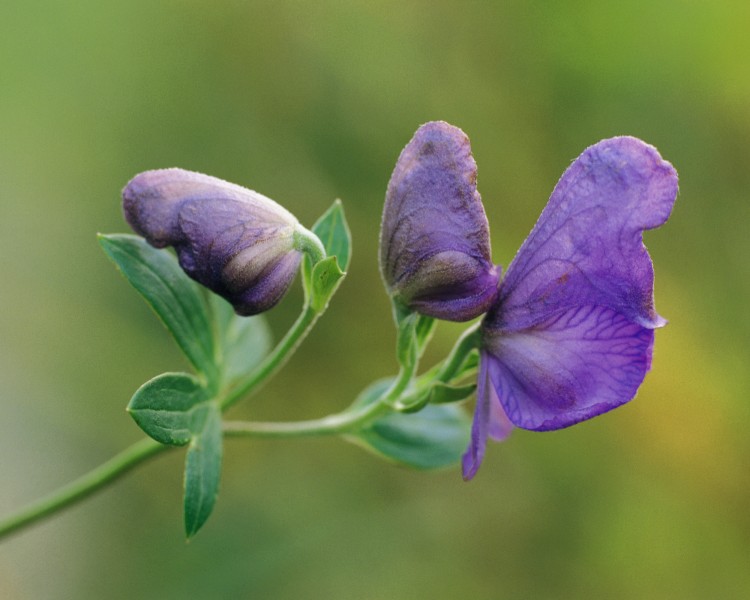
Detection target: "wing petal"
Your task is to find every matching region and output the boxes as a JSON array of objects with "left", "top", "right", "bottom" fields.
[
  {"left": 485, "top": 305, "right": 654, "bottom": 431},
  {"left": 493, "top": 136, "right": 677, "bottom": 332}
]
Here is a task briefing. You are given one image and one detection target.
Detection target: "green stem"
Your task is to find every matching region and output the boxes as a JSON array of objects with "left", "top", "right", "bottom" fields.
[
  {"left": 220, "top": 303, "right": 319, "bottom": 411},
  {"left": 224, "top": 397, "right": 390, "bottom": 438},
  {"left": 433, "top": 322, "right": 481, "bottom": 383},
  {"left": 224, "top": 331, "right": 419, "bottom": 439},
  {"left": 0, "top": 437, "right": 168, "bottom": 541},
  {"left": 293, "top": 225, "right": 326, "bottom": 265}
]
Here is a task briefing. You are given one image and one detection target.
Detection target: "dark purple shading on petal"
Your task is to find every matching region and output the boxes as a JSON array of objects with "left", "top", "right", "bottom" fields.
[
  {"left": 484, "top": 305, "right": 655, "bottom": 431},
  {"left": 380, "top": 121, "right": 500, "bottom": 321},
  {"left": 123, "top": 168, "right": 302, "bottom": 316},
  {"left": 464, "top": 136, "right": 677, "bottom": 479}
]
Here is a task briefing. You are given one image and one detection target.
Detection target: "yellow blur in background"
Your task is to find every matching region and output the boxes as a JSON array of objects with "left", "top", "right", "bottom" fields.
[{"left": 1, "top": 1, "right": 748, "bottom": 598}]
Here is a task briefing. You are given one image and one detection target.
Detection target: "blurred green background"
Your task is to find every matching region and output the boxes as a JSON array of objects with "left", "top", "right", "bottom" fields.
[{"left": 1, "top": 1, "right": 748, "bottom": 598}]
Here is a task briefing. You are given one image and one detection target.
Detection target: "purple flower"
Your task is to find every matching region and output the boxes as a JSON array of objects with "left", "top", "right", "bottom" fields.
[
  {"left": 462, "top": 136, "right": 678, "bottom": 480},
  {"left": 380, "top": 121, "right": 500, "bottom": 321},
  {"left": 123, "top": 168, "right": 317, "bottom": 316}
]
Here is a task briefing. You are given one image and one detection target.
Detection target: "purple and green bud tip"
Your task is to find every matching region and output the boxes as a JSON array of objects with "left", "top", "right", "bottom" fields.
[
  {"left": 122, "top": 168, "right": 323, "bottom": 316},
  {"left": 380, "top": 121, "right": 500, "bottom": 322}
]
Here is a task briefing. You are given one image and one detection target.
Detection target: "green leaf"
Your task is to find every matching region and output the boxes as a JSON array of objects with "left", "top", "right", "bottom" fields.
[
  {"left": 349, "top": 403, "right": 471, "bottom": 470},
  {"left": 209, "top": 295, "right": 273, "bottom": 386},
  {"left": 184, "top": 402, "right": 222, "bottom": 538},
  {"left": 308, "top": 256, "right": 346, "bottom": 312},
  {"left": 393, "top": 308, "right": 434, "bottom": 371},
  {"left": 301, "top": 200, "right": 351, "bottom": 310},
  {"left": 425, "top": 382, "right": 477, "bottom": 404},
  {"left": 99, "top": 234, "right": 218, "bottom": 381},
  {"left": 397, "top": 381, "right": 478, "bottom": 413},
  {"left": 127, "top": 370, "right": 223, "bottom": 537},
  {"left": 311, "top": 199, "right": 351, "bottom": 272},
  {"left": 395, "top": 311, "right": 418, "bottom": 369},
  {"left": 127, "top": 372, "right": 211, "bottom": 445}
]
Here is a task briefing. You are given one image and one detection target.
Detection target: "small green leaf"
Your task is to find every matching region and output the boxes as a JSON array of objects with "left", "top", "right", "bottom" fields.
[
  {"left": 309, "top": 256, "right": 346, "bottom": 312},
  {"left": 349, "top": 404, "right": 471, "bottom": 470},
  {"left": 128, "top": 371, "right": 223, "bottom": 537},
  {"left": 128, "top": 372, "right": 211, "bottom": 445},
  {"left": 301, "top": 200, "right": 351, "bottom": 308},
  {"left": 426, "top": 382, "right": 477, "bottom": 404},
  {"left": 209, "top": 295, "right": 273, "bottom": 386},
  {"left": 396, "top": 381, "right": 476, "bottom": 413},
  {"left": 394, "top": 309, "right": 433, "bottom": 371},
  {"left": 99, "top": 234, "right": 217, "bottom": 381},
  {"left": 311, "top": 199, "right": 351, "bottom": 272},
  {"left": 396, "top": 314, "right": 416, "bottom": 368},
  {"left": 184, "top": 402, "right": 222, "bottom": 538},
  {"left": 415, "top": 314, "right": 437, "bottom": 349}
]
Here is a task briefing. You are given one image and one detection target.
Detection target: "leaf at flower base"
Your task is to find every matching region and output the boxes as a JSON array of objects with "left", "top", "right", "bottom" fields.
[
  {"left": 99, "top": 234, "right": 218, "bottom": 381},
  {"left": 127, "top": 372, "right": 212, "bottom": 445},
  {"left": 394, "top": 307, "right": 435, "bottom": 371},
  {"left": 301, "top": 200, "right": 351, "bottom": 309},
  {"left": 183, "top": 401, "right": 222, "bottom": 538},
  {"left": 350, "top": 403, "right": 471, "bottom": 470},
  {"left": 427, "top": 382, "right": 477, "bottom": 404},
  {"left": 309, "top": 256, "right": 346, "bottom": 312},
  {"left": 209, "top": 295, "right": 273, "bottom": 386},
  {"left": 312, "top": 199, "right": 351, "bottom": 272}
]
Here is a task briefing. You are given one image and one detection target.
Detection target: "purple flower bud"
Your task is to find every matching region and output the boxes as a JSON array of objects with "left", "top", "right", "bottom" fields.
[
  {"left": 122, "top": 168, "right": 316, "bottom": 316},
  {"left": 380, "top": 121, "right": 500, "bottom": 321}
]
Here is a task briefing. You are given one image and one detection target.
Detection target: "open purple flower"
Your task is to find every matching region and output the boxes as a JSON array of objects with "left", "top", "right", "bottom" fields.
[
  {"left": 462, "top": 136, "right": 678, "bottom": 480},
  {"left": 380, "top": 121, "right": 500, "bottom": 321},
  {"left": 123, "top": 168, "right": 322, "bottom": 316}
]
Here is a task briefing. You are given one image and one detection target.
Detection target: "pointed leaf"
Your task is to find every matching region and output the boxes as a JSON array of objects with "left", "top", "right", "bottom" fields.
[
  {"left": 309, "top": 256, "right": 346, "bottom": 312},
  {"left": 427, "top": 382, "right": 477, "bottom": 404},
  {"left": 99, "top": 234, "right": 218, "bottom": 380},
  {"left": 312, "top": 199, "right": 351, "bottom": 271},
  {"left": 184, "top": 402, "right": 222, "bottom": 538},
  {"left": 301, "top": 200, "right": 351, "bottom": 309},
  {"left": 127, "top": 372, "right": 211, "bottom": 445}
]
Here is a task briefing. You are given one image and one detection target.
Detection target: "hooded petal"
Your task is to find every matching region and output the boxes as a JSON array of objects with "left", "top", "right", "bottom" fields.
[
  {"left": 380, "top": 121, "right": 500, "bottom": 321},
  {"left": 123, "top": 168, "right": 303, "bottom": 316},
  {"left": 480, "top": 136, "right": 677, "bottom": 432}
]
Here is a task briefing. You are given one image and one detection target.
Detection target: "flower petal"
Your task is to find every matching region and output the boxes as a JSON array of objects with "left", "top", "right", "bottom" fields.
[
  {"left": 483, "top": 305, "right": 655, "bottom": 430},
  {"left": 123, "top": 168, "right": 302, "bottom": 315},
  {"left": 462, "top": 352, "right": 514, "bottom": 480},
  {"left": 492, "top": 136, "right": 677, "bottom": 332},
  {"left": 380, "top": 121, "right": 499, "bottom": 321}
]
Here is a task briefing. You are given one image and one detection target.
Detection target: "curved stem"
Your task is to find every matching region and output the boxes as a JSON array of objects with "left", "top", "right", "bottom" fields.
[
  {"left": 224, "top": 397, "right": 391, "bottom": 438},
  {"left": 220, "top": 303, "right": 319, "bottom": 411},
  {"left": 0, "top": 437, "right": 169, "bottom": 541},
  {"left": 224, "top": 343, "right": 418, "bottom": 439},
  {"left": 433, "top": 322, "right": 481, "bottom": 383}
]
